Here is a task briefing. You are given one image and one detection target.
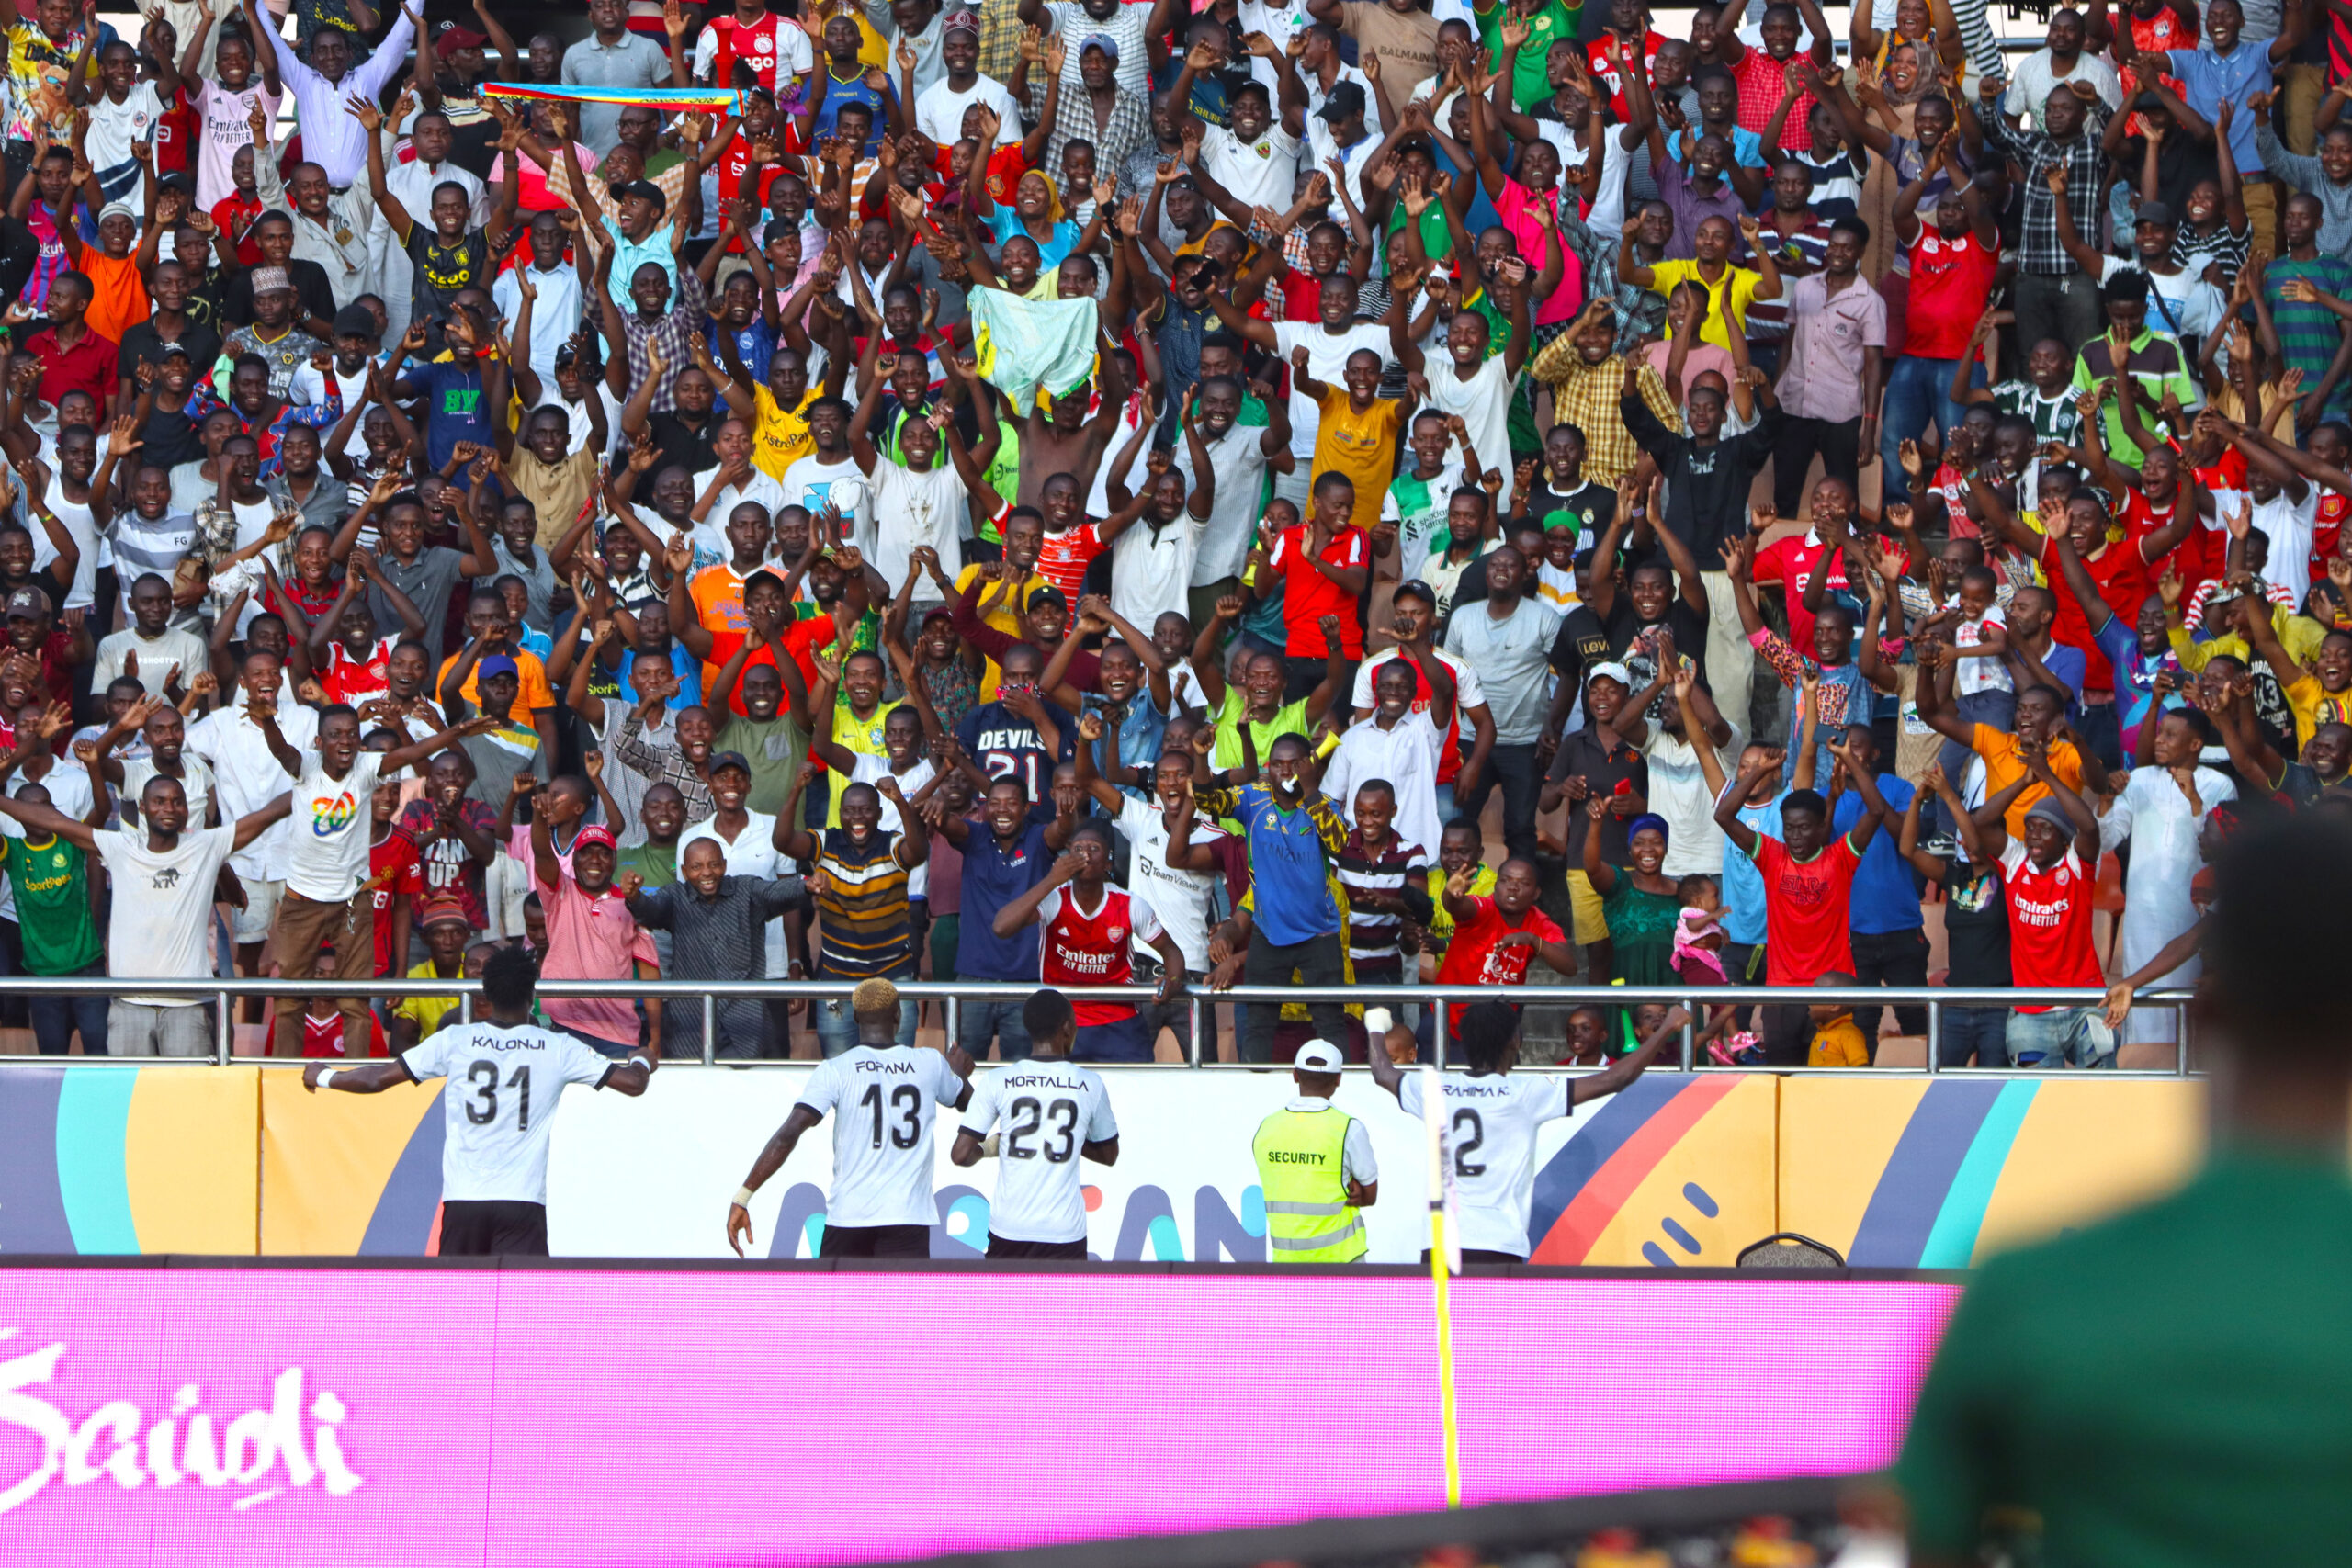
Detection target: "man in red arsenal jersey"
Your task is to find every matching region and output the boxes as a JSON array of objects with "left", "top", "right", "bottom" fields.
[{"left": 990, "top": 820, "right": 1186, "bottom": 1063}]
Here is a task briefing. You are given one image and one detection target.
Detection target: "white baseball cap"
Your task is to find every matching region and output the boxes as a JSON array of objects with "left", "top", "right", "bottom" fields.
[{"left": 1295, "top": 1040, "right": 1345, "bottom": 1074}]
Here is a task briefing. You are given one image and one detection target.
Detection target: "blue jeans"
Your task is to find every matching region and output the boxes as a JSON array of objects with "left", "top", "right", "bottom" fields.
[
  {"left": 2005, "top": 1006, "right": 2115, "bottom": 1069},
  {"left": 813, "top": 994, "right": 920, "bottom": 1056},
  {"left": 1939, "top": 1005, "right": 2010, "bottom": 1068},
  {"left": 29, "top": 961, "right": 108, "bottom": 1055},
  {"left": 1879, "top": 354, "right": 1982, "bottom": 502},
  {"left": 955, "top": 995, "right": 1033, "bottom": 1061}
]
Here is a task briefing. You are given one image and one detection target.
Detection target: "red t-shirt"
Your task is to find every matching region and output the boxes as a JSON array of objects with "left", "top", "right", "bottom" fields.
[
  {"left": 2041, "top": 533, "right": 2150, "bottom": 691},
  {"left": 322, "top": 636, "right": 397, "bottom": 706},
  {"left": 706, "top": 11, "right": 797, "bottom": 91},
  {"left": 1278, "top": 266, "right": 1327, "bottom": 323},
  {"left": 1906, "top": 231, "right": 1998, "bottom": 359},
  {"left": 1038, "top": 884, "right": 1158, "bottom": 1025},
  {"left": 1269, "top": 523, "right": 1369, "bottom": 659},
  {"left": 1751, "top": 530, "right": 1902, "bottom": 653},
  {"left": 2314, "top": 491, "right": 2348, "bottom": 584},
  {"left": 152, "top": 85, "right": 196, "bottom": 176},
  {"left": 1586, "top": 30, "right": 1668, "bottom": 120},
  {"left": 303, "top": 1010, "right": 390, "bottom": 1058},
  {"left": 707, "top": 616, "right": 839, "bottom": 717},
  {"left": 1749, "top": 833, "right": 1863, "bottom": 986},
  {"left": 2118, "top": 487, "right": 2219, "bottom": 599},
  {"left": 1035, "top": 522, "right": 1106, "bottom": 599},
  {"left": 2000, "top": 840, "right": 2100, "bottom": 1007},
  {"left": 366, "top": 830, "right": 424, "bottom": 977},
  {"left": 717, "top": 137, "right": 786, "bottom": 252},
  {"left": 212, "top": 194, "right": 266, "bottom": 268},
  {"left": 1435, "top": 894, "right": 1566, "bottom": 1032}
]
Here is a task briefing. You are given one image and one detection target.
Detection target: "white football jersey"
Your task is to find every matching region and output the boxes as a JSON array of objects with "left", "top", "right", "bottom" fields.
[
  {"left": 401, "top": 1022, "right": 617, "bottom": 1204},
  {"left": 1396, "top": 1071, "right": 1573, "bottom": 1258},
  {"left": 960, "top": 1058, "right": 1119, "bottom": 1245},
  {"left": 797, "top": 1046, "right": 968, "bottom": 1229}
]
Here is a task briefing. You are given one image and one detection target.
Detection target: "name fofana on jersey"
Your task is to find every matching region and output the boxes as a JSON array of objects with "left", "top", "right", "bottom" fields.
[{"left": 0, "top": 1332, "right": 363, "bottom": 1516}]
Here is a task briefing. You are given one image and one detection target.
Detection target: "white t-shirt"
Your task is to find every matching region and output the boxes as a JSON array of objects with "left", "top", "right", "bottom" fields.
[
  {"left": 195, "top": 79, "right": 279, "bottom": 210},
  {"left": 92, "top": 626, "right": 210, "bottom": 698},
  {"left": 1396, "top": 1069, "right": 1574, "bottom": 1258},
  {"left": 796, "top": 1043, "right": 968, "bottom": 1229},
  {"left": 1422, "top": 355, "right": 1519, "bottom": 513},
  {"left": 284, "top": 751, "right": 385, "bottom": 902},
  {"left": 1201, "top": 121, "right": 1304, "bottom": 212},
  {"left": 914, "top": 74, "right": 1023, "bottom": 149},
  {"left": 85, "top": 84, "right": 165, "bottom": 185},
  {"left": 2251, "top": 489, "right": 2319, "bottom": 598},
  {"left": 958, "top": 1057, "right": 1119, "bottom": 1244},
  {"left": 1951, "top": 604, "right": 2013, "bottom": 698},
  {"left": 1175, "top": 418, "right": 1273, "bottom": 586},
  {"left": 96, "top": 825, "right": 237, "bottom": 1008},
  {"left": 1109, "top": 513, "right": 1207, "bottom": 632},
  {"left": 1323, "top": 708, "right": 1444, "bottom": 864},
  {"left": 187, "top": 702, "right": 320, "bottom": 880},
  {"left": 1114, "top": 795, "right": 1226, "bottom": 973},
  {"left": 778, "top": 454, "right": 875, "bottom": 558},
  {"left": 2095, "top": 256, "right": 2225, "bottom": 345},
  {"left": 401, "top": 1021, "right": 616, "bottom": 1204},
  {"left": 870, "top": 457, "right": 969, "bottom": 593}
]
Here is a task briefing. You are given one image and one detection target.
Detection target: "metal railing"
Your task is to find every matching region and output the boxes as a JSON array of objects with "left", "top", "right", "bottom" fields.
[{"left": 0, "top": 976, "right": 2202, "bottom": 1075}]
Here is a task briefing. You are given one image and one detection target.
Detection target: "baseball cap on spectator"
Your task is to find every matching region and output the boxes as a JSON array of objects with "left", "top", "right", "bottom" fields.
[
  {"left": 1317, "top": 84, "right": 1367, "bottom": 121},
  {"left": 435, "top": 23, "right": 489, "bottom": 59},
  {"left": 616, "top": 179, "right": 665, "bottom": 212},
  {"left": 334, "top": 304, "right": 380, "bottom": 339},
  {"left": 158, "top": 170, "right": 193, "bottom": 192},
  {"left": 420, "top": 896, "right": 471, "bottom": 930},
  {"left": 709, "top": 751, "right": 753, "bottom": 777},
  {"left": 6, "top": 588, "right": 51, "bottom": 620},
  {"left": 154, "top": 341, "right": 193, "bottom": 361},
  {"left": 1394, "top": 579, "right": 1437, "bottom": 608},
  {"left": 572, "top": 824, "right": 618, "bottom": 852},
  {"left": 921, "top": 604, "right": 956, "bottom": 626},
  {"left": 478, "top": 655, "right": 520, "bottom": 682},
  {"left": 1295, "top": 1040, "right": 1344, "bottom": 1074},
  {"left": 1585, "top": 661, "right": 1634, "bottom": 690},
  {"left": 250, "top": 265, "right": 294, "bottom": 298},
  {"left": 2134, "top": 200, "right": 2176, "bottom": 230},
  {"left": 1029, "top": 584, "right": 1069, "bottom": 613},
  {"left": 1080, "top": 31, "right": 1118, "bottom": 59}
]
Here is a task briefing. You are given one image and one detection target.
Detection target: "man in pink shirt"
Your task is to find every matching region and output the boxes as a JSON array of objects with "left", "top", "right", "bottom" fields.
[{"left": 529, "top": 815, "right": 660, "bottom": 1056}]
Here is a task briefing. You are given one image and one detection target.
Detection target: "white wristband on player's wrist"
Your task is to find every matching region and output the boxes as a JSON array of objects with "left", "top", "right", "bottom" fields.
[
  {"left": 1363, "top": 1008, "right": 1394, "bottom": 1039},
  {"left": 628, "top": 1055, "right": 652, "bottom": 1073},
  {"left": 731, "top": 1186, "right": 755, "bottom": 1210},
  {"left": 315, "top": 1068, "right": 338, "bottom": 1089}
]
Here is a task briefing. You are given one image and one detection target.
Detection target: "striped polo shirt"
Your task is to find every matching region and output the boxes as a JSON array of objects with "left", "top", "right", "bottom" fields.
[{"left": 814, "top": 827, "right": 914, "bottom": 980}]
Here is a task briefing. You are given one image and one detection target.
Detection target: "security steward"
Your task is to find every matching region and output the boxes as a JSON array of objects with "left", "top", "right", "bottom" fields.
[{"left": 1250, "top": 1039, "right": 1378, "bottom": 1262}]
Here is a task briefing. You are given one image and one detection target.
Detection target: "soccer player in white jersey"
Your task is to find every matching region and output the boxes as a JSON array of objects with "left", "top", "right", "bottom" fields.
[
  {"left": 1364, "top": 998, "right": 1677, "bottom": 1265},
  {"left": 727, "top": 978, "right": 976, "bottom": 1259},
  {"left": 951, "top": 988, "right": 1121, "bottom": 1259},
  {"left": 302, "top": 945, "right": 653, "bottom": 1256}
]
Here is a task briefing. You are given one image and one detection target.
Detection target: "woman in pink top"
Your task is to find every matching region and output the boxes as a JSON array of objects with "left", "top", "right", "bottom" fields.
[{"left": 1464, "top": 85, "right": 1585, "bottom": 325}]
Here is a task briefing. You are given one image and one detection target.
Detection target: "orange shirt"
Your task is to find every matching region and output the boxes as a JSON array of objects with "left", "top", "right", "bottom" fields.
[
  {"left": 80, "top": 250, "right": 151, "bottom": 351},
  {"left": 436, "top": 648, "right": 557, "bottom": 713}
]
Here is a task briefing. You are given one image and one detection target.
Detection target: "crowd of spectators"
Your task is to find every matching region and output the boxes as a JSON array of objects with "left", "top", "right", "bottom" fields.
[{"left": 0, "top": 0, "right": 2339, "bottom": 1067}]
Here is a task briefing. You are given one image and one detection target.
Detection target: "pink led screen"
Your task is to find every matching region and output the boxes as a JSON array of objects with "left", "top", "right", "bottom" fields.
[{"left": 0, "top": 1268, "right": 1959, "bottom": 1565}]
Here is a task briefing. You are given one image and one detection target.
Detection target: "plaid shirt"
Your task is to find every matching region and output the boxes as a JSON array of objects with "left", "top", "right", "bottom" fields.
[
  {"left": 615, "top": 706, "right": 713, "bottom": 819},
  {"left": 619, "top": 267, "right": 710, "bottom": 415},
  {"left": 1730, "top": 47, "right": 1815, "bottom": 152},
  {"left": 1552, "top": 205, "right": 1665, "bottom": 356},
  {"left": 1980, "top": 107, "right": 2109, "bottom": 276},
  {"left": 1047, "top": 88, "right": 1152, "bottom": 208},
  {"left": 1528, "top": 346, "right": 1679, "bottom": 487}
]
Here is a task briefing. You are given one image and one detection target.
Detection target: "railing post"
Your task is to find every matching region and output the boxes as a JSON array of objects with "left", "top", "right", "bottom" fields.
[
  {"left": 1187, "top": 992, "right": 1204, "bottom": 1067},
  {"left": 216, "top": 990, "right": 232, "bottom": 1066},
  {"left": 1430, "top": 992, "right": 1447, "bottom": 1070},
  {"left": 2177, "top": 1001, "right": 2189, "bottom": 1077},
  {"left": 945, "top": 994, "right": 958, "bottom": 1056},
  {"left": 702, "top": 991, "right": 717, "bottom": 1066},
  {"left": 1925, "top": 997, "right": 1940, "bottom": 1074},
  {"left": 1679, "top": 999, "right": 1694, "bottom": 1071}
]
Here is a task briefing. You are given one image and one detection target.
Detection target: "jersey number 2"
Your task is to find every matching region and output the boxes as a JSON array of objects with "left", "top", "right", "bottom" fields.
[
  {"left": 861, "top": 1082, "right": 922, "bottom": 1150},
  {"left": 1451, "top": 1108, "right": 1485, "bottom": 1179},
  {"left": 466, "top": 1061, "right": 531, "bottom": 1130}
]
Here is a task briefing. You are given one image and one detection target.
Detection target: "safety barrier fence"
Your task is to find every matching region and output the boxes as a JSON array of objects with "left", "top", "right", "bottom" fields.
[{"left": 0, "top": 976, "right": 2200, "bottom": 1073}]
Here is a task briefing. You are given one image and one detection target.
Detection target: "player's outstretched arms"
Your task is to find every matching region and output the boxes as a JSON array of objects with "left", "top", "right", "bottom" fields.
[
  {"left": 726, "top": 1104, "right": 824, "bottom": 1256},
  {"left": 1571, "top": 1006, "right": 1688, "bottom": 1105},
  {"left": 304, "top": 1060, "right": 417, "bottom": 1093}
]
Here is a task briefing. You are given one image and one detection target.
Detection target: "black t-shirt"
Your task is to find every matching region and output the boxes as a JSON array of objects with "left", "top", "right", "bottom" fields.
[
  {"left": 118, "top": 319, "right": 223, "bottom": 383},
  {"left": 1525, "top": 479, "right": 1614, "bottom": 547},
  {"left": 403, "top": 223, "right": 506, "bottom": 345},
  {"left": 134, "top": 397, "right": 209, "bottom": 470},
  {"left": 222, "top": 256, "right": 337, "bottom": 332},
  {"left": 1548, "top": 723, "right": 1648, "bottom": 865},
  {"left": 1552, "top": 604, "right": 1611, "bottom": 695},
  {"left": 1601, "top": 595, "right": 1710, "bottom": 714},
  {"left": 648, "top": 410, "right": 724, "bottom": 476},
  {"left": 1944, "top": 858, "right": 2011, "bottom": 987}
]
